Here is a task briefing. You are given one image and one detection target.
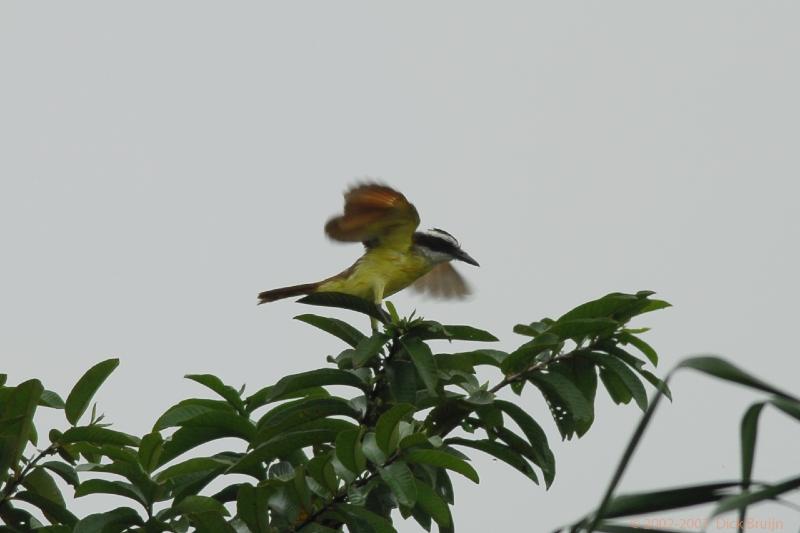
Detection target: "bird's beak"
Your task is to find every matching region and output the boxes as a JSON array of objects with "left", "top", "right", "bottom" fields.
[{"left": 455, "top": 249, "right": 480, "bottom": 267}]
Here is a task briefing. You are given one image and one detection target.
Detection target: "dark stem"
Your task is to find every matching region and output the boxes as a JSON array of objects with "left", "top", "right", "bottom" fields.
[{"left": 0, "top": 444, "right": 59, "bottom": 506}]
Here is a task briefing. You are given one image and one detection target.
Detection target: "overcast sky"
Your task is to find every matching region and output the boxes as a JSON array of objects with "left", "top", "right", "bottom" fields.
[{"left": 2, "top": 2, "right": 799, "bottom": 531}]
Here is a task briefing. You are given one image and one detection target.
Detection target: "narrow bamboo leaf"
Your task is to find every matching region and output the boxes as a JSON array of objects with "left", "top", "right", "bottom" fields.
[
  {"left": 294, "top": 313, "right": 366, "bottom": 347},
  {"left": 58, "top": 426, "right": 139, "bottom": 447},
  {"left": 712, "top": 475, "right": 800, "bottom": 516},
  {"left": 413, "top": 478, "right": 452, "bottom": 528},
  {"left": 740, "top": 403, "right": 764, "bottom": 488},
  {"left": 446, "top": 437, "right": 538, "bottom": 483},
  {"left": 594, "top": 524, "right": 685, "bottom": 533},
  {"left": 401, "top": 337, "right": 438, "bottom": 394},
  {"left": 352, "top": 333, "right": 390, "bottom": 368},
  {"left": 184, "top": 374, "right": 246, "bottom": 413},
  {"left": 770, "top": 397, "right": 800, "bottom": 421},
  {"left": 600, "top": 482, "right": 740, "bottom": 518},
  {"left": 379, "top": 461, "right": 417, "bottom": 507},
  {"left": 405, "top": 449, "right": 479, "bottom": 483},
  {"left": 298, "top": 292, "right": 390, "bottom": 323},
  {"left": 376, "top": 404, "right": 415, "bottom": 454},
  {"left": 73, "top": 507, "right": 144, "bottom": 533},
  {"left": 65, "top": 359, "right": 119, "bottom": 425},
  {"left": 679, "top": 356, "right": 799, "bottom": 401},
  {"left": 586, "top": 352, "right": 648, "bottom": 411},
  {"left": 0, "top": 379, "right": 43, "bottom": 486},
  {"left": 246, "top": 369, "right": 368, "bottom": 411}
]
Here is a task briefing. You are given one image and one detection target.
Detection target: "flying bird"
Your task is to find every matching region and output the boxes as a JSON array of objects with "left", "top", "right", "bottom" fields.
[{"left": 258, "top": 183, "right": 479, "bottom": 308}]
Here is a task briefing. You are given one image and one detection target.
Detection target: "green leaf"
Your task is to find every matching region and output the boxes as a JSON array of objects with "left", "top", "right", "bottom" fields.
[
  {"left": 58, "top": 426, "right": 139, "bottom": 447},
  {"left": 352, "top": 332, "right": 390, "bottom": 368},
  {"left": 713, "top": 475, "right": 800, "bottom": 517},
  {"left": 335, "top": 429, "right": 366, "bottom": 475},
  {"left": 375, "top": 403, "right": 415, "bottom": 454},
  {"left": 75, "top": 479, "right": 148, "bottom": 507},
  {"left": 184, "top": 374, "right": 246, "bottom": 413},
  {"left": 153, "top": 399, "right": 235, "bottom": 431},
  {"left": 13, "top": 491, "right": 77, "bottom": 526},
  {"left": 237, "top": 484, "right": 270, "bottom": 533},
  {"left": 548, "top": 318, "right": 619, "bottom": 341},
  {"left": 178, "top": 411, "right": 256, "bottom": 441},
  {"left": 137, "top": 432, "right": 163, "bottom": 474},
  {"left": 401, "top": 337, "right": 438, "bottom": 394},
  {"left": 229, "top": 429, "right": 339, "bottom": 474},
  {"left": 74, "top": 507, "right": 144, "bottom": 533},
  {"left": 493, "top": 400, "right": 554, "bottom": 487},
  {"left": 436, "top": 350, "right": 507, "bottom": 372},
  {"left": 40, "top": 461, "right": 79, "bottom": 488},
  {"left": 446, "top": 437, "right": 538, "bottom": 483},
  {"left": 247, "top": 369, "right": 368, "bottom": 411},
  {"left": 379, "top": 461, "right": 417, "bottom": 507},
  {"left": 405, "top": 448, "right": 479, "bottom": 483},
  {"left": 740, "top": 403, "right": 764, "bottom": 489},
  {"left": 385, "top": 360, "right": 418, "bottom": 404},
  {"left": 255, "top": 397, "right": 358, "bottom": 444},
  {"left": 0, "top": 379, "right": 43, "bottom": 486},
  {"left": 558, "top": 291, "right": 670, "bottom": 323},
  {"left": 500, "top": 333, "right": 561, "bottom": 376},
  {"left": 770, "top": 397, "right": 800, "bottom": 421},
  {"left": 21, "top": 467, "right": 64, "bottom": 506},
  {"left": 679, "top": 356, "right": 799, "bottom": 401},
  {"left": 585, "top": 352, "right": 648, "bottom": 411},
  {"left": 65, "top": 359, "right": 119, "bottom": 425},
  {"left": 157, "top": 426, "right": 234, "bottom": 467},
  {"left": 298, "top": 292, "right": 390, "bottom": 323},
  {"left": 336, "top": 503, "right": 397, "bottom": 533},
  {"left": 154, "top": 457, "right": 232, "bottom": 482},
  {"left": 38, "top": 390, "right": 66, "bottom": 409},
  {"left": 413, "top": 478, "right": 452, "bottom": 528},
  {"left": 529, "top": 371, "right": 592, "bottom": 439},
  {"left": 618, "top": 332, "right": 658, "bottom": 366},
  {"left": 294, "top": 313, "right": 366, "bottom": 347},
  {"left": 601, "top": 481, "right": 740, "bottom": 518},
  {"left": 413, "top": 324, "right": 498, "bottom": 342},
  {"left": 160, "top": 495, "right": 230, "bottom": 520}
]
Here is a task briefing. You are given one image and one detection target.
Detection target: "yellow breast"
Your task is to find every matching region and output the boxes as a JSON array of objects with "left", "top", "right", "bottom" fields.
[{"left": 317, "top": 248, "right": 432, "bottom": 302}]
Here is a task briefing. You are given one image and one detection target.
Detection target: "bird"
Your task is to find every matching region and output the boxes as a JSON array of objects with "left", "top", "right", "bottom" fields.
[{"left": 257, "top": 183, "right": 479, "bottom": 309}]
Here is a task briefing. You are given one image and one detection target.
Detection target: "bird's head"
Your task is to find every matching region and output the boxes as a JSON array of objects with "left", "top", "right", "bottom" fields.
[{"left": 413, "top": 228, "right": 479, "bottom": 267}]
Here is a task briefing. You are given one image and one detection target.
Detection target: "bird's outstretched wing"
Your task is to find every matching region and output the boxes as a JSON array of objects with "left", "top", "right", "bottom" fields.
[
  {"left": 325, "top": 184, "right": 420, "bottom": 249},
  {"left": 411, "top": 262, "right": 471, "bottom": 299}
]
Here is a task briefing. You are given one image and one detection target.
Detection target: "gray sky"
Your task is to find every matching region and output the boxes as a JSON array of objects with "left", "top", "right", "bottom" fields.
[{"left": 2, "top": 2, "right": 799, "bottom": 531}]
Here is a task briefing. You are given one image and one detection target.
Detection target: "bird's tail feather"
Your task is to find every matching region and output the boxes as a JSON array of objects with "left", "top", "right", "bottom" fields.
[{"left": 258, "top": 282, "right": 320, "bottom": 304}]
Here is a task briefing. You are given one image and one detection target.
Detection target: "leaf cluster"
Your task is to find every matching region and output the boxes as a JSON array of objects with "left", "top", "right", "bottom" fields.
[{"left": 0, "top": 290, "right": 671, "bottom": 532}]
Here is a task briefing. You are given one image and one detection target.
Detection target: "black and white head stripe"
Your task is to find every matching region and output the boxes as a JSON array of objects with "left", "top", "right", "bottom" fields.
[{"left": 413, "top": 229, "right": 460, "bottom": 253}]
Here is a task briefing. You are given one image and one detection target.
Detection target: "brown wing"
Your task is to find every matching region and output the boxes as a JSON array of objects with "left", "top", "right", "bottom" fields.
[
  {"left": 325, "top": 183, "right": 420, "bottom": 249},
  {"left": 411, "top": 263, "right": 472, "bottom": 299}
]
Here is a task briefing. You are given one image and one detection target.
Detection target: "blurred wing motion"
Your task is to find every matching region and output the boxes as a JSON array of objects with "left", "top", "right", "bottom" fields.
[
  {"left": 411, "top": 262, "right": 471, "bottom": 299},
  {"left": 325, "top": 184, "right": 420, "bottom": 248}
]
